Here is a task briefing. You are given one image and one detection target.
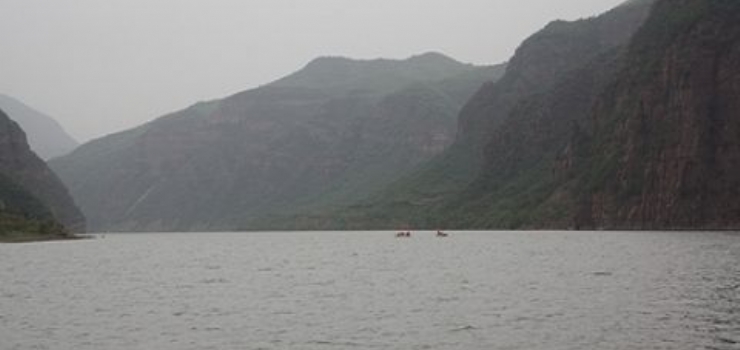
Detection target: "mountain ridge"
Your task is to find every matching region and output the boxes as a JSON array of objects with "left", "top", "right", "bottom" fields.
[
  {"left": 0, "top": 94, "right": 79, "bottom": 160},
  {"left": 51, "top": 53, "right": 506, "bottom": 231}
]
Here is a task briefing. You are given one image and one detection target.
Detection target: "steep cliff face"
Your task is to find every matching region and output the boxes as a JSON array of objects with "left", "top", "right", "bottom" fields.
[
  {"left": 447, "top": 52, "right": 623, "bottom": 229},
  {"left": 51, "top": 54, "right": 505, "bottom": 231},
  {"left": 0, "top": 109, "right": 85, "bottom": 234},
  {"left": 0, "top": 94, "right": 79, "bottom": 160},
  {"left": 578, "top": 0, "right": 740, "bottom": 229},
  {"left": 458, "top": 0, "right": 654, "bottom": 148},
  {"left": 449, "top": 0, "right": 740, "bottom": 230},
  {"left": 309, "top": 0, "right": 655, "bottom": 230}
]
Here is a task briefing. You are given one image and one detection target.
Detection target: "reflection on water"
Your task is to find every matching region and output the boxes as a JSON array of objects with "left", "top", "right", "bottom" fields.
[{"left": 0, "top": 231, "right": 738, "bottom": 350}]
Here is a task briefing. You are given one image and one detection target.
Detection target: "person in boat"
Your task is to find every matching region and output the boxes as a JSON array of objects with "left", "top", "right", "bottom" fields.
[{"left": 436, "top": 230, "right": 448, "bottom": 237}]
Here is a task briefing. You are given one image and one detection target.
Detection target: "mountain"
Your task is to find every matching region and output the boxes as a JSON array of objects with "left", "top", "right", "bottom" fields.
[
  {"left": 436, "top": 0, "right": 660, "bottom": 229},
  {"left": 455, "top": 0, "right": 740, "bottom": 230},
  {"left": 316, "top": 0, "right": 740, "bottom": 231},
  {"left": 571, "top": 0, "right": 740, "bottom": 229},
  {"left": 0, "top": 108, "right": 85, "bottom": 239},
  {"left": 51, "top": 53, "right": 506, "bottom": 232},
  {"left": 0, "top": 94, "right": 79, "bottom": 160},
  {"left": 301, "top": 0, "right": 656, "bottom": 229}
]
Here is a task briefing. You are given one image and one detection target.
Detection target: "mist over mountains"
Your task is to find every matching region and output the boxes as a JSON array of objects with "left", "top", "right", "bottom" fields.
[
  {"left": 0, "top": 94, "right": 79, "bottom": 160},
  {"left": 21, "top": 0, "right": 738, "bottom": 233},
  {"left": 51, "top": 53, "right": 505, "bottom": 231}
]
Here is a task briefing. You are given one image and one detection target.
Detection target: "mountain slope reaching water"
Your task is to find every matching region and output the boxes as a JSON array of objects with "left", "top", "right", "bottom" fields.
[{"left": 51, "top": 53, "right": 505, "bottom": 232}]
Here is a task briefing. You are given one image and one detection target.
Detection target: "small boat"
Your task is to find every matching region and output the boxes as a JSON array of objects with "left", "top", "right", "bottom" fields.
[
  {"left": 436, "top": 230, "right": 449, "bottom": 237},
  {"left": 396, "top": 231, "right": 412, "bottom": 238}
]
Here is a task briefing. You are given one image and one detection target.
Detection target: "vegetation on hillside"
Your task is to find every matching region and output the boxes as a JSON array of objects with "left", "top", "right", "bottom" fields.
[
  {"left": 0, "top": 108, "right": 82, "bottom": 240},
  {"left": 0, "top": 174, "right": 71, "bottom": 242}
]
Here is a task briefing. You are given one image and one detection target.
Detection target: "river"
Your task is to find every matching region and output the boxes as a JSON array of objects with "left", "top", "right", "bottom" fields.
[{"left": 1, "top": 231, "right": 738, "bottom": 349}]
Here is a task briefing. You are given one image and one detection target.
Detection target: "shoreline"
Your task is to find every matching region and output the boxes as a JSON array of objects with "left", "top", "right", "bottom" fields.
[{"left": 0, "top": 233, "right": 86, "bottom": 244}]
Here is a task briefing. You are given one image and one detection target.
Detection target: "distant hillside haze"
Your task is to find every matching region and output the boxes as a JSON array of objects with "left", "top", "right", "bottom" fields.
[
  {"left": 51, "top": 53, "right": 505, "bottom": 232},
  {"left": 51, "top": 0, "right": 737, "bottom": 232},
  {"left": 0, "top": 108, "right": 85, "bottom": 237},
  {"left": 0, "top": 94, "right": 79, "bottom": 160}
]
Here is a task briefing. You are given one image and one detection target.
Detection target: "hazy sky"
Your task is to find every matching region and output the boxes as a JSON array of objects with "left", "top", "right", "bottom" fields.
[{"left": 1, "top": 0, "right": 626, "bottom": 142}]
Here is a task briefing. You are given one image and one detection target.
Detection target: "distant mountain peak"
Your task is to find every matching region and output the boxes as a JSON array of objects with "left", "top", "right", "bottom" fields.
[
  {"left": 0, "top": 94, "right": 78, "bottom": 159},
  {"left": 305, "top": 52, "right": 461, "bottom": 67},
  {"left": 406, "top": 51, "right": 462, "bottom": 65},
  {"left": 617, "top": 0, "right": 656, "bottom": 9},
  {"left": 304, "top": 55, "right": 354, "bottom": 67},
  {"left": 270, "top": 52, "right": 476, "bottom": 94}
]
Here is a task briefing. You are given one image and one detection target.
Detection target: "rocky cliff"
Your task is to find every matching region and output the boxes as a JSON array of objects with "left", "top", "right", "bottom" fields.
[
  {"left": 458, "top": 0, "right": 654, "bottom": 146},
  {"left": 0, "top": 108, "right": 85, "bottom": 235},
  {"left": 575, "top": 0, "right": 740, "bottom": 229},
  {"left": 443, "top": 0, "right": 657, "bottom": 228},
  {"left": 387, "top": 0, "right": 740, "bottom": 231}
]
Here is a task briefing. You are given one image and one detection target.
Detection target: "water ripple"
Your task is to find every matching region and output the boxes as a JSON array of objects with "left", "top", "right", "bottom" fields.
[{"left": 0, "top": 231, "right": 738, "bottom": 350}]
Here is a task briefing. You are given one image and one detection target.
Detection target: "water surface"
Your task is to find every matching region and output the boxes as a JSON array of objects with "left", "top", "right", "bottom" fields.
[{"left": 1, "top": 231, "right": 739, "bottom": 349}]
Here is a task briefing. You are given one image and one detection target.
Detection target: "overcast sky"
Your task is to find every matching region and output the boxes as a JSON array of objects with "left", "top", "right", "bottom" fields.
[{"left": 0, "top": 0, "right": 626, "bottom": 142}]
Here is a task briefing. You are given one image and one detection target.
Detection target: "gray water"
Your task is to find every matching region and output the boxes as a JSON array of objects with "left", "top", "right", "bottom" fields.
[{"left": 1, "top": 231, "right": 739, "bottom": 350}]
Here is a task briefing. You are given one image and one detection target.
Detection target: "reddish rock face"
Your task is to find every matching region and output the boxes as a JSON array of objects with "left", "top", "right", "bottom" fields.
[{"left": 583, "top": 0, "right": 740, "bottom": 229}]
